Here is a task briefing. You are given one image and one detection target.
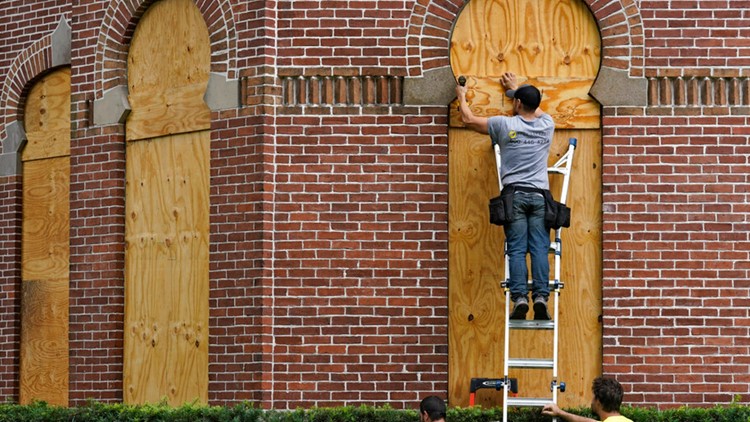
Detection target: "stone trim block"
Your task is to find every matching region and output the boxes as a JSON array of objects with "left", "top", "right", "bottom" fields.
[
  {"left": 0, "top": 121, "right": 26, "bottom": 176},
  {"left": 92, "top": 85, "right": 130, "bottom": 126},
  {"left": 589, "top": 66, "right": 648, "bottom": 107},
  {"left": 51, "top": 16, "right": 71, "bottom": 67},
  {"left": 205, "top": 73, "right": 241, "bottom": 110},
  {"left": 403, "top": 67, "right": 456, "bottom": 106}
]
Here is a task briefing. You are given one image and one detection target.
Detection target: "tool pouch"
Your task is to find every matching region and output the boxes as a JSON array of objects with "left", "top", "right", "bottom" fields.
[
  {"left": 488, "top": 186, "right": 515, "bottom": 226},
  {"left": 543, "top": 190, "right": 571, "bottom": 230}
]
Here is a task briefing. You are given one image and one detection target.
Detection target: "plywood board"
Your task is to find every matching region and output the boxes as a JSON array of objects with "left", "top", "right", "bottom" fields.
[
  {"left": 450, "top": 0, "right": 600, "bottom": 79},
  {"left": 449, "top": 0, "right": 600, "bottom": 128},
  {"left": 126, "top": 0, "right": 211, "bottom": 141},
  {"left": 23, "top": 129, "right": 71, "bottom": 162},
  {"left": 126, "top": 83, "right": 211, "bottom": 141},
  {"left": 124, "top": 131, "right": 210, "bottom": 405},
  {"left": 547, "top": 129, "right": 603, "bottom": 409},
  {"left": 448, "top": 128, "right": 602, "bottom": 408},
  {"left": 20, "top": 66, "right": 70, "bottom": 407},
  {"left": 448, "top": 129, "right": 505, "bottom": 405},
  {"left": 22, "top": 157, "right": 70, "bottom": 281},
  {"left": 449, "top": 76, "right": 600, "bottom": 129},
  {"left": 448, "top": 0, "right": 602, "bottom": 407},
  {"left": 124, "top": 0, "right": 211, "bottom": 405},
  {"left": 19, "top": 279, "right": 69, "bottom": 406},
  {"left": 22, "top": 67, "right": 70, "bottom": 161}
]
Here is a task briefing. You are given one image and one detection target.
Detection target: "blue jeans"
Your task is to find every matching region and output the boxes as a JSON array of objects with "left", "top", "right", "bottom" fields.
[{"left": 504, "top": 191, "right": 550, "bottom": 302}]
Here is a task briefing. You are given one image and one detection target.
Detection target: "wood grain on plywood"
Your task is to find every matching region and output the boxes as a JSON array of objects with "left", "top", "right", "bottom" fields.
[
  {"left": 124, "top": 0, "right": 211, "bottom": 404},
  {"left": 126, "top": 0, "right": 211, "bottom": 141},
  {"left": 19, "top": 280, "right": 69, "bottom": 406},
  {"left": 22, "top": 67, "right": 70, "bottom": 162},
  {"left": 449, "top": 76, "right": 600, "bottom": 129},
  {"left": 20, "top": 66, "right": 71, "bottom": 407},
  {"left": 124, "top": 132, "right": 210, "bottom": 405}
]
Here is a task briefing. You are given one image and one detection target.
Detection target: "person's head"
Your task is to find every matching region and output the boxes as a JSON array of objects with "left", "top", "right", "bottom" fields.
[
  {"left": 419, "top": 395, "right": 446, "bottom": 422},
  {"left": 590, "top": 376, "right": 624, "bottom": 414},
  {"left": 509, "top": 84, "right": 542, "bottom": 114}
]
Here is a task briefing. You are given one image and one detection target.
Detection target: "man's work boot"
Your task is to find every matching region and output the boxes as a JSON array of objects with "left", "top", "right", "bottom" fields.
[
  {"left": 533, "top": 296, "right": 551, "bottom": 320},
  {"left": 510, "top": 297, "right": 529, "bottom": 320}
]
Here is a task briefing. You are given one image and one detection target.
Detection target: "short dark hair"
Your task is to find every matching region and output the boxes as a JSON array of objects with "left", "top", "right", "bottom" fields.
[
  {"left": 513, "top": 84, "right": 542, "bottom": 110},
  {"left": 592, "top": 376, "right": 624, "bottom": 412},
  {"left": 419, "top": 395, "right": 446, "bottom": 420}
]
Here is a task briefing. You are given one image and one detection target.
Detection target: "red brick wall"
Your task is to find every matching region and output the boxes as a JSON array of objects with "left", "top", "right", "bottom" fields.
[
  {"left": 0, "top": 0, "right": 749, "bottom": 411},
  {"left": 0, "top": 176, "right": 21, "bottom": 400},
  {"left": 600, "top": 0, "right": 750, "bottom": 408},
  {"left": 269, "top": 109, "right": 449, "bottom": 407}
]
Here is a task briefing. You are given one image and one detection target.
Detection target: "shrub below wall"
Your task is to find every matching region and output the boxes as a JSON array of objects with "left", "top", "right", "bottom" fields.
[{"left": 3, "top": 402, "right": 750, "bottom": 421}]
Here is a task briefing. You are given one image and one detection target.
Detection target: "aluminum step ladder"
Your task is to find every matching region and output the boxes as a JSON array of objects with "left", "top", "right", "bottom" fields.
[{"left": 469, "top": 138, "right": 577, "bottom": 422}]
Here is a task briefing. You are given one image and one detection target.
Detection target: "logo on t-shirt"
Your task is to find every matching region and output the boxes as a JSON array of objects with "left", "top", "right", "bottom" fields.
[{"left": 508, "top": 130, "right": 517, "bottom": 139}]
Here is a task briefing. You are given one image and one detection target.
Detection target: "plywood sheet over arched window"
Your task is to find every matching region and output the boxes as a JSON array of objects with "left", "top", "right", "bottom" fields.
[
  {"left": 123, "top": 0, "right": 211, "bottom": 405},
  {"left": 20, "top": 65, "right": 71, "bottom": 407},
  {"left": 448, "top": 0, "right": 602, "bottom": 409}
]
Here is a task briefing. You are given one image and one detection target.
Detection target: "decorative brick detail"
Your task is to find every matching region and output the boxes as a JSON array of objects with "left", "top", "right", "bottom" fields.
[
  {"left": 648, "top": 76, "right": 750, "bottom": 113},
  {"left": 280, "top": 74, "right": 404, "bottom": 110},
  {"left": 93, "top": 0, "right": 238, "bottom": 99}
]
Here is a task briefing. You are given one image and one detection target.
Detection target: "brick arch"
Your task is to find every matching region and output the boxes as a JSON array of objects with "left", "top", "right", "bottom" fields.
[
  {"left": 0, "top": 37, "right": 54, "bottom": 143},
  {"left": 406, "top": 0, "right": 645, "bottom": 78},
  {"left": 1, "top": 16, "right": 71, "bottom": 152},
  {"left": 93, "top": 0, "right": 238, "bottom": 99}
]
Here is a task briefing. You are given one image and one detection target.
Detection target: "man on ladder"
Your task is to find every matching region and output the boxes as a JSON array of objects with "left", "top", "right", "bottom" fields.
[
  {"left": 457, "top": 72, "right": 576, "bottom": 421},
  {"left": 455, "top": 72, "right": 555, "bottom": 320}
]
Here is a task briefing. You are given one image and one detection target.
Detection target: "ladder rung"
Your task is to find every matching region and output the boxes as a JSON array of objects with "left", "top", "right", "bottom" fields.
[
  {"left": 505, "top": 397, "right": 551, "bottom": 407},
  {"left": 524, "top": 280, "right": 562, "bottom": 287},
  {"left": 508, "top": 320, "right": 555, "bottom": 330},
  {"left": 507, "top": 358, "right": 554, "bottom": 369}
]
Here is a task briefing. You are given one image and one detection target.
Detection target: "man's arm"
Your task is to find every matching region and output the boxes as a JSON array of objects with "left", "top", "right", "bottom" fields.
[
  {"left": 542, "top": 404, "right": 597, "bottom": 422},
  {"left": 455, "top": 84, "right": 489, "bottom": 134}
]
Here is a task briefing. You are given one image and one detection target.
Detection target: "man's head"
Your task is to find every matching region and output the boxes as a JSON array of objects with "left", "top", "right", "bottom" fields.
[
  {"left": 419, "top": 395, "right": 446, "bottom": 422},
  {"left": 591, "top": 376, "right": 624, "bottom": 414},
  {"left": 508, "top": 84, "right": 542, "bottom": 112}
]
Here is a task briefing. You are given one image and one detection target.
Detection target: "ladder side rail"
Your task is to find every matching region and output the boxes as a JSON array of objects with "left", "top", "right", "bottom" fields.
[
  {"left": 495, "top": 143, "right": 510, "bottom": 422},
  {"left": 554, "top": 139, "right": 575, "bottom": 408},
  {"left": 549, "top": 138, "right": 577, "bottom": 321},
  {"left": 494, "top": 143, "right": 503, "bottom": 192},
  {"left": 557, "top": 138, "right": 577, "bottom": 205},
  {"left": 551, "top": 138, "right": 576, "bottom": 412},
  {"left": 548, "top": 139, "right": 577, "bottom": 204}
]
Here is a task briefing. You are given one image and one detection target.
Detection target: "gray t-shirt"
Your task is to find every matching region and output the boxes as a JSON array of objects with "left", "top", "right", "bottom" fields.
[{"left": 487, "top": 113, "right": 554, "bottom": 190}]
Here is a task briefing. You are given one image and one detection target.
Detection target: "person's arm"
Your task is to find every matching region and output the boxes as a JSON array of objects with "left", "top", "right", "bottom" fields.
[
  {"left": 455, "top": 84, "right": 489, "bottom": 134},
  {"left": 501, "top": 72, "right": 544, "bottom": 116},
  {"left": 541, "top": 403, "right": 597, "bottom": 422}
]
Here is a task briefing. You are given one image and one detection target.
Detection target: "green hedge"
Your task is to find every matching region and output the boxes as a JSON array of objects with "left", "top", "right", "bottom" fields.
[{"left": 2, "top": 401, "right": 750, "bottom": 421}]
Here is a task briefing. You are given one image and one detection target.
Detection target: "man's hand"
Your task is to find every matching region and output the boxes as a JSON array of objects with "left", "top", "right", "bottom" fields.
[
  {"left": 455, "top": 84, "right": 468, "bottom": 100},
  {"left": 542, "top": 403, "right": 597, "bottom": 422},
  {"left": 501, "top": 72, "right": 518, "bottom": 91},
  {"left": 454, "top": 79, "right": 489, "bottom": 134},
  {"left": 542, "top": 403, "right": 562, "bottom": 417}
]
